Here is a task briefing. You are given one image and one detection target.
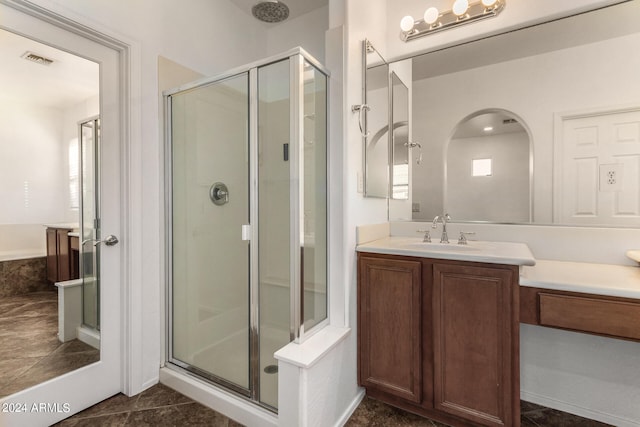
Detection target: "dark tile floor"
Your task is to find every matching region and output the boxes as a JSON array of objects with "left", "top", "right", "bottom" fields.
[
  {"left": 53, "top": 384, "right": 243, "bottom": 426},
  {"left": 59, "top": 385, "right": 613, "bottom": 427},
  {"left": 346, "top": 396, "right": 613, "bottom": 427},
  {"left": 0, "top": 291, "right": 99, "bottom": 398},
  {"left": 4, "top": 292, "right": 611, "bottom": 426}
]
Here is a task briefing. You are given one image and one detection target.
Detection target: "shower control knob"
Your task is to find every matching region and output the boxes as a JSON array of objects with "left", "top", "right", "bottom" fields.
[{"left": 210, "top": 182, "right": 230, "bottom": 206}]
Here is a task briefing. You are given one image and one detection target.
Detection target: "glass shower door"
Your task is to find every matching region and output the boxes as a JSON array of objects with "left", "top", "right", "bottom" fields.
[
  {"left": 80, "top": 117, "right": 100, "bottom": 331},
  {"left": 170, "top": 73, "right": 251, "bottom": 393}
]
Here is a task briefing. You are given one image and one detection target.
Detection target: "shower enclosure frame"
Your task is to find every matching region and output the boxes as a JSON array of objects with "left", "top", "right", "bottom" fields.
[
  {"left": 163, "top": 47, "right": 330, "bottom": 411},
  {"left": 78, "top": 115, "right": 101, "bottom": 333}
]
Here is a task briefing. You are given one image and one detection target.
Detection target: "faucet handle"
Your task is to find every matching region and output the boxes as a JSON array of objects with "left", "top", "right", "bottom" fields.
[
  {"left": 416, "top": 229, "right": 431, "bottom": 243},
  {"left": 458, "top": 231, "right": 475, "bottom": 245}
]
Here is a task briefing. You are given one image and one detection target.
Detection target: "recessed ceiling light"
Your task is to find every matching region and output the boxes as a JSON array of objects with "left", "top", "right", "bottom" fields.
[{"left": 483, "top": 126, "right": 494, "bottom": 132}]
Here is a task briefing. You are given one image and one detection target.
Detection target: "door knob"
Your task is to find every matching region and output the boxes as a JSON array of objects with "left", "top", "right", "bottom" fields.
[{"left": 83, "top": 235, "right": 119, "bottom": 247}]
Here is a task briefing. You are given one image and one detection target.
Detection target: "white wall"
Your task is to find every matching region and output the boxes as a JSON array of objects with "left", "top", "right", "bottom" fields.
[
  {"left": 446, "top": 131, "right": 530, "bottom": 222},
  {"left": 266, "top": 5, "right": 329, "bottom": 62},
  {"left": 411, "top": 32, "right": 640, "bottom": 223},
  {"left": 0, "top": 101, "right": 66, "bottom": 225}
]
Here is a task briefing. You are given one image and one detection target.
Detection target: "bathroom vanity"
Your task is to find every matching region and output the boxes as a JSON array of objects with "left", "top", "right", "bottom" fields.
[
  {"left": 45, "top": 224, "right": 80, "bottom": 283},
  {"left": 357, "top": 237, "right": 535, "bottom": 427},
  {"left": 520, "top": 260, "right": 640, "bottom": 342}
]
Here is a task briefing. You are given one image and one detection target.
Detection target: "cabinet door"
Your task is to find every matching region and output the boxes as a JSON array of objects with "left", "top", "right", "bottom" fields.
[
  {"left": 358, "top": 256, "right": 422, "bottom": 403},
  {"left": 56, "top": 229, "right": 71, "bottom": 281},
  {"left": 46, "top": 228, "right": 58, "bottom": 282},
  {"left": 432, "top": 263, "right": 518, "bottom": 427}
]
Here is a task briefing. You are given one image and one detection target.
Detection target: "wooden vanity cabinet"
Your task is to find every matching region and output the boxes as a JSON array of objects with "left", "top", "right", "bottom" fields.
[
  {"left": 358, "top": 253, "right": 521, "bottom": 427},
  {"left": 358, "top": 256, "right": 425, "bottom": 404},
  {"left": 521, "top": 287, "right": 640, "bottom": 342},
  {"left": 46, "top": 227, "right": 79, "bottom": 283}
]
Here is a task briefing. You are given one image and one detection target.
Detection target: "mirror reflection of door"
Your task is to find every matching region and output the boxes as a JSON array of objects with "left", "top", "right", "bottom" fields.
[
  {"left": 445, "top": 110, "right": 531, "bottom": 223},
  {"left": 0, "top": 28, "right": 100, "bottom": 398}
]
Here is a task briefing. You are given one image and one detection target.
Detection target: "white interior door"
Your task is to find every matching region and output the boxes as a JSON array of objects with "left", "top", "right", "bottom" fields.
[
  {"left": 556, "top": 107, "right": 640, "bottom": 226},
  {"left": 0, "top": 3, "right": 123, "bottom": 426}
]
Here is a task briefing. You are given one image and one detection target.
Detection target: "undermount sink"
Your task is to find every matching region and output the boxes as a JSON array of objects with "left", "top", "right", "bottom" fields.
[{"left": 407, "top": 241, "right": 478, "bottom": 252}]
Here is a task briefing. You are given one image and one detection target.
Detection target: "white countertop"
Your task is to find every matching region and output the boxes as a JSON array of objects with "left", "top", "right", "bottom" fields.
[
  {"left": 43, "top": 223, "right": 78, "bottom": 229},
  {"left": 356, "top": 236, "right": 536, "bottom": 266},
  {"left": 520, "top": 259, "right": 640, "bottom": 299}
]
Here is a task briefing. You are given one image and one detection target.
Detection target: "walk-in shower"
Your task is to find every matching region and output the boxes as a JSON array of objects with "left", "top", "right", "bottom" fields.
[{"left": 165, "top": 48, "right": 328, "bottom": 411}]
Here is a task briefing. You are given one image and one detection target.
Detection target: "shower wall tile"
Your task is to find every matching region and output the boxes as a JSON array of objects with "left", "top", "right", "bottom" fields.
[{"left": 0, "top": 257, "right": 51, "bottom": 297}]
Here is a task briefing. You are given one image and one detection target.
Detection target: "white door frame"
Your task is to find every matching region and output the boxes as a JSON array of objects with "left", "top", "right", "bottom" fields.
[{"left": 0, "top": 1, "right": 141, "bottom": 425}]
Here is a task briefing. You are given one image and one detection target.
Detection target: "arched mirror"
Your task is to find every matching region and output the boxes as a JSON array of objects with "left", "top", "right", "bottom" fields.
[{"left": 445, "top": 110, "right": 531, "bottom": 223}]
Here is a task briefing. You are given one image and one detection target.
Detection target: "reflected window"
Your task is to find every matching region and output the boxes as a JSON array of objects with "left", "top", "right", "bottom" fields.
[
  {"left": 472, "top": 158, "right": 492, "bottom": 177},
  {"left": 392, "top": 163, "right": 409, "bottom": 198}
]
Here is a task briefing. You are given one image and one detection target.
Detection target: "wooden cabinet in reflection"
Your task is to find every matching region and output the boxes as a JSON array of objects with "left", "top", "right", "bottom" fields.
[{"left": 46, "top": 226, "right": 80, "bottom": 283}]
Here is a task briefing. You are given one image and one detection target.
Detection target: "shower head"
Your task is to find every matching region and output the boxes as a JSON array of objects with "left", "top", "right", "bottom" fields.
[{"left": 252, "top": 0, "right": 290, "bottom": 23}]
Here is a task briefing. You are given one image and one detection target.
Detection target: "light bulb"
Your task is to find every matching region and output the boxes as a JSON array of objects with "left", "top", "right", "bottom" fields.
[
  {"left": 482, "top": 0, "right": 498, "bottom": 7},
  {"left": 452, "top": 0, "right": 469, "bottom": 16},
  {"left": 400, "top": 15, "right": 415, "bottom": 32},
  {"left": 423, "top": 7, "right": 439, "bottom": 25}
]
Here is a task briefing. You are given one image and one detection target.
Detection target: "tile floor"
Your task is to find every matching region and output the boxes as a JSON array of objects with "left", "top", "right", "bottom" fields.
[
  {"left": 0, "top": 291, "right": 99, "bottom": 398},
  {"left": 346, "top": 396, "right": 613, "bottom": 427},
  {"left": 53, "top": 384, "right": 242, "bottom": 426},
  {"left": 2, "top": 292, "right": 613, "bottom": 426},
  {"left": 57, "top": 385, "right": 613, "bottom": 426}
]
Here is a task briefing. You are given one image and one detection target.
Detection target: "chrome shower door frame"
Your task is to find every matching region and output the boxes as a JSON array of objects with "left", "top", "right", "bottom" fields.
[{"left": 164, "top": 47, "right": 330, "bottom": 412}]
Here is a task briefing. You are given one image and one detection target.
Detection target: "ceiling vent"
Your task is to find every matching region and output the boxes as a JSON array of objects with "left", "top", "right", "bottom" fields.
[
  {"left": 503, "top": 118, "right": 518, "bottom": 124},
  {"left": 21, "top": 51, "right": 54, "bottom": 66}
]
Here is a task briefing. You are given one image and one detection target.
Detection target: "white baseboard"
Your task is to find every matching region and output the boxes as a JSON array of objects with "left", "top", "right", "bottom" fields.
[
  {"left": 77, "top": 326, "right": 100, "bottom": 349},
  {"left": 521, "top": 390, "right": 639, "bottom": 427},
  {"left": 335, "top": 388, "right": 365, "bottom": 427},
  {"left": 160, "top": 367, "right": 277, "bottom": 427}
]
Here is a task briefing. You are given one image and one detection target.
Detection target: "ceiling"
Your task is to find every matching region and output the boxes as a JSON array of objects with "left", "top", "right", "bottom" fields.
[
  {"left": 0, "top": 28, "right": 99, "bottom": 109},
  {"left": 453, "top": 112, "right": 525, "bottom": 139},
  {"left": 229, "top": 0, "right": 328, "bottom": 25}
]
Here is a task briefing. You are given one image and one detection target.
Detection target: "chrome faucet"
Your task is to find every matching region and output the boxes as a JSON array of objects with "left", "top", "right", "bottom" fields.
[{"left": 432, "top": 213, "right": 451, "bottom": 243}]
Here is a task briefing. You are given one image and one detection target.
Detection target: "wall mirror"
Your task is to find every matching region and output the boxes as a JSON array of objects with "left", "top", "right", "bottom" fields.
[
  {"left": 0, "top": 28, "right": 101, "bottom": 398},
  {"left": 389, "top": 1, "right": 640, "bottom": 227},
  {"left": 390, "top": 72, "right": 410, "bottom": 200},
  {"left": 446, "top": 110, "right": 530, "bottom": 222},
  {"left": 363, "top": 40, "right": 389, "bottom": 198}
]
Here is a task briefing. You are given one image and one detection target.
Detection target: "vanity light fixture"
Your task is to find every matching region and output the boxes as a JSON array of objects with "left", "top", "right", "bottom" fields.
[
  {"left": 452, "top": 0, "right": 470, "bottom": 17},
  {"left": 400, "top": 0, "right": 505, "bottom": 42}
]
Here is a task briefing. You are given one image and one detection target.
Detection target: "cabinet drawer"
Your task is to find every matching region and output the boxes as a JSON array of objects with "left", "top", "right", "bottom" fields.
[{"left": 539, "top": 293, "right": 640, "bottom": 340}]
